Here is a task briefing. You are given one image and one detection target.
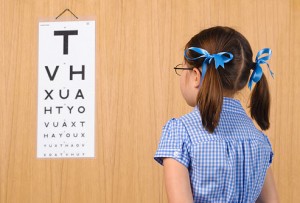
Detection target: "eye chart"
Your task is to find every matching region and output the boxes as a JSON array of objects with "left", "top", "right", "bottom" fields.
[{"left": 37, "top": 21, "right": 95, "bottom": 158}]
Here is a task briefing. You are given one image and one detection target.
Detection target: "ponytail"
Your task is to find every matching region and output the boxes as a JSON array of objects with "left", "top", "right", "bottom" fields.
[
  {"left": 197, "top": 65, "right": 223, "bottom": 133},
  {"left": 250, "top": 73, "right": 270, "bottom": 130}
]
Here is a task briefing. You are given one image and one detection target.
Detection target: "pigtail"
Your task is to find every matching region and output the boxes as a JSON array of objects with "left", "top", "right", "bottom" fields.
[
  {"left": 249, "top": 73, "right": 270, "bottom": 130},
  {"left": 197, "top": 65, "right": 223, "bottom": 133}
]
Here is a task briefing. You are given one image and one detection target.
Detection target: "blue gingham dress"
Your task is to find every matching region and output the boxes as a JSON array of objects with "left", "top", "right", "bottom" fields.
[{"left": 154, "top": 97, "right": 273, "bottom": 203}]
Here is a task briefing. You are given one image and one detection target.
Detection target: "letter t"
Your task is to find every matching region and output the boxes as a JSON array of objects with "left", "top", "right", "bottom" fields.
[{"left": 54, "top": 30, "right": 78, "bottom": 55}]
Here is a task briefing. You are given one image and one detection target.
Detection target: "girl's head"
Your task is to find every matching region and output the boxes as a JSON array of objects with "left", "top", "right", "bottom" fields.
[{"left": 182, "top": 26, "right": 271, "bottom": 133}]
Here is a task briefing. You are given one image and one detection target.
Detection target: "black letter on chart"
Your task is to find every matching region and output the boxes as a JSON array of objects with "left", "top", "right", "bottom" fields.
[
  {"left": 45, "top": 66, "right": 59, "bottom": 81},
  {"left": 75, "top": 89, "right": 84, "bottom": 99},
  {"left": 45, "top": 90, "right": 53, "bottom": 100},
  {"left": 70, "top": 65, "right": 85, "bottom": 80},
  {"left": 54, "top": 30, "right": 78, "bottom": 55}
]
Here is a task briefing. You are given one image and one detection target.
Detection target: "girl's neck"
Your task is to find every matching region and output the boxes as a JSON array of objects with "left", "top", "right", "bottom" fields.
[{"left": 223, "top": 91, "right": 235, "bottom": 98}]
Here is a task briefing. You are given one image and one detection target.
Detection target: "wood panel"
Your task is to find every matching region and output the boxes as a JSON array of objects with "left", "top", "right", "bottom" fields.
[{"left": 0, "top": 0, "right": 299, "bottom": 202}]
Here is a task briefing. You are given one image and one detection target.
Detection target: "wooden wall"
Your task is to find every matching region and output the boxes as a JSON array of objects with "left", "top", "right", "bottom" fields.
[{"left": 1, "top": 0, "right": 299, "bottom": 202}]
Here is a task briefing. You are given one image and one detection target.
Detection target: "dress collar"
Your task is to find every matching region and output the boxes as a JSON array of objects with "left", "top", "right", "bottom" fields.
[{"left": 222, "top": 97, "right": 245, "bottom": 114}]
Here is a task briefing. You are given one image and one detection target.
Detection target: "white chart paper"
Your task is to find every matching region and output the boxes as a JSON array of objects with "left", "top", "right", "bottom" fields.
[{"left": 37, "top": 21, "right": 95, "bottom": 158}]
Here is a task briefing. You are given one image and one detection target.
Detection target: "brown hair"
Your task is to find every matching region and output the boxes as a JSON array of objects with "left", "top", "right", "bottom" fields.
[{"left": 184, "top": 26, "right": 270, "bottom": 133}]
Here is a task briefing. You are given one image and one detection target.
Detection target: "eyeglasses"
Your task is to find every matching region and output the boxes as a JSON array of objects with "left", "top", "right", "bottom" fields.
[{"left": 174, "top": 64, "right": 201, "bottom": 76}]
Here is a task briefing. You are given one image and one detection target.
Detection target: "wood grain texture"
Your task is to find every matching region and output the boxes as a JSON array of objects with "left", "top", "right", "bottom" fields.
[{"left": 0, "top": 0, "right": 299, "bottom": 202}]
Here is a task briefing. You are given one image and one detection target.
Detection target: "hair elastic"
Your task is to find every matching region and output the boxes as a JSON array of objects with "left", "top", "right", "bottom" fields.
[
  {"left": 248, "top": 48, "right": 274, "bottom": 89},
  {"left": 184, "top": 47, "right": 233, "bottom": 81}
]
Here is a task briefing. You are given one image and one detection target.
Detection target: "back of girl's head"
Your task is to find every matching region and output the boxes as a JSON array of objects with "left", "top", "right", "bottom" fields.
[{"left": 184, "top": 26, "right": 270, "bottom": 133}]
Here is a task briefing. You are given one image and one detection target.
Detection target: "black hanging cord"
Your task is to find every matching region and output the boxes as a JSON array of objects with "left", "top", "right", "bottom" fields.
[{"left": 56, "top": 9, "right": 78, "bottom": 20}]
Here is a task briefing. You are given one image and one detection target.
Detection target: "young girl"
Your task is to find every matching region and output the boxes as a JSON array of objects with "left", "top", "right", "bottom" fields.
[{"left": 154, "top": 26, "right": 279, "bottom": 203}]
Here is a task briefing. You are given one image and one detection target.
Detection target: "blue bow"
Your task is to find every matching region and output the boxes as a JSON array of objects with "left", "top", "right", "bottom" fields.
[
  {"left": 184, "top": 47, "right": 233, "bottom": 81},
  {"left": 248, "top": 48, "right": 274, "bottom": 89}
]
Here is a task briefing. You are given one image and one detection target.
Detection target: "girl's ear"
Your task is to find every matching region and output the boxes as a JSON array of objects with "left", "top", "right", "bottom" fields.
[{"left": 193, "top": 68, "right": 201, "bottom": 88}]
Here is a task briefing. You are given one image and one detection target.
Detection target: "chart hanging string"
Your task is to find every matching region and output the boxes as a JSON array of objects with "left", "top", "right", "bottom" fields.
[{"left": 56, "top": 9, "right": 78, "bottom": 20}]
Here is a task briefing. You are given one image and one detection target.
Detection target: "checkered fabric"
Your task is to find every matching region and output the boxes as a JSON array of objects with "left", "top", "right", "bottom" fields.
[{"left": 154, "top": 97, "right": 273, "bottom": 203}]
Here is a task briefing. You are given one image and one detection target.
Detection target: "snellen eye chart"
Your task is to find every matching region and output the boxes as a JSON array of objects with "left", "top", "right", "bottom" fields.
[{"left": 37, "top": 21, "right": 95, "bottom": 158}]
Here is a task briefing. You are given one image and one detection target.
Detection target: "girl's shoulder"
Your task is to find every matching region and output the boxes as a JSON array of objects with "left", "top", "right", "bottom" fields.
[
  {"left": 163, "top": 107, "right": 200, "bottom": 129},
  {"left": 167, "top": 108, "right": 209, "bottom": 142},
  {"left": 167, "top": 107, "right": 273, "bottom": 147}
]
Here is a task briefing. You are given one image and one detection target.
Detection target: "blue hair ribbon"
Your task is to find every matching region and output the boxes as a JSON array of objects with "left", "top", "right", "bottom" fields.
[
  {"left": 184, "top": 47, "right": 234, "bottom": 81},
  {"left": 248, "top": 48, "right": 274, "bottom": 89}
]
